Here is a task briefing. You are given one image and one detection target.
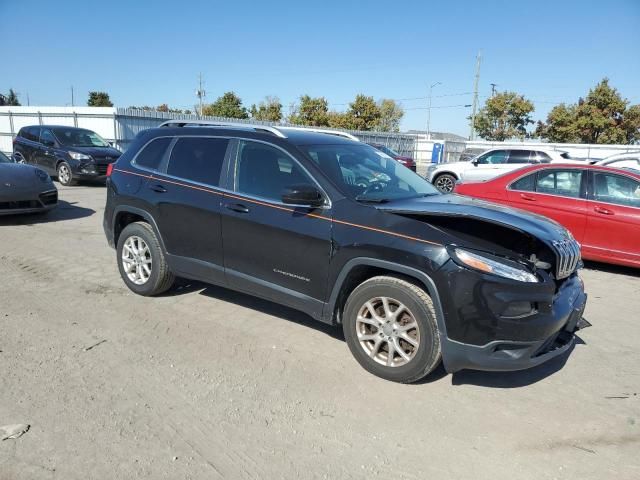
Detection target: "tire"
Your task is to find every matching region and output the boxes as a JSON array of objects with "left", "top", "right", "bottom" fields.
[
  {"left": 116, "top": 221, "right": 175, "bottom": 296},
  {"left": 342, "top": 276, "right": 441, "bottom": 383},
  {"left": 433, "top": 173, "right": 457, "bottom": 193},
  {"left": 13, "top": 152, "right": 26, "bottom": 164},
  {"left": 57, "top": 161, "right": 77, "bottom": 186}
]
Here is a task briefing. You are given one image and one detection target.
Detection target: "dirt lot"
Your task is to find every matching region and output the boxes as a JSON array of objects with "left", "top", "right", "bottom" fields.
[{"left": 0, "top": 183, "right": 639, "bottom": 480}]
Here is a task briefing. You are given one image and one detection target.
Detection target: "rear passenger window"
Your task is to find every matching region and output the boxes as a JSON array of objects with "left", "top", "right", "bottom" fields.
[
  {"left": 536, "top": 151, "right": 552, "bottom": 162},
  {"left": 507, "top": 150, "right": 532, "bottom": 164},
  {"left": 536, "top": 170, "right": 583, "bottom": 198},
  {"left": 167, "top": 137, "right": 229, "bottom": 186},
  {"left": 511, "top": 173, "right": 536, "bottom": 191},
  {"left": 134, "top": 137, "right": 172, "bottom": 171},
  {"left": 21, "top": 127, "right": 40, "bottom": 142}
]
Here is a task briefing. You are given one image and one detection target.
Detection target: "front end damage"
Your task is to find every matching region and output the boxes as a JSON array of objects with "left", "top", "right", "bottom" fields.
[{"left": 381, "top": 198, "right": 590, "bottom": 373}]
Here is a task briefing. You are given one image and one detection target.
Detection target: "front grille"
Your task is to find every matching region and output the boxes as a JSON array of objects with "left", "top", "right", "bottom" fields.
[
  {"left": 553, "top": 238, "right": 581, "bottom": 279},
  {"left": 39, "top": 190, "right": 58, "bottom": 206},
  {"left": 0, "top": 200, "right": 39, "bottom": 210}
]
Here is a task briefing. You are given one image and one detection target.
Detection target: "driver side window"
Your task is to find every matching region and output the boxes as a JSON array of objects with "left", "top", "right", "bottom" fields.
[
  {"left": 476, "top": 150, "right": 507, "bottom": 165},
  {"left": 234, "top": 140, "right": 313, "bottom": 202},
  {"left": 40, "top": 129, "right": 56, "bottom": 147}
]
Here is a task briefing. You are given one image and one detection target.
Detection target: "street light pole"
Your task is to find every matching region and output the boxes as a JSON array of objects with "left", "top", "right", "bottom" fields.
[{"left": 426, "top": 81, "right": 441, "bottom": 140}]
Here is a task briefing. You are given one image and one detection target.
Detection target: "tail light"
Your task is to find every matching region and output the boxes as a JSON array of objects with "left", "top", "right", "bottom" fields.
[{"left": 106, "top": 163, "right": 114, "bottom": 177}]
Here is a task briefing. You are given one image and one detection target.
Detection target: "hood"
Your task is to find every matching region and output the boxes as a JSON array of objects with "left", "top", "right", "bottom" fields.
[
  {"left": 0, "top": 163, "right": 50, "bottom": 189},
  {"left": 431, "top": 161, "right": 469, "bottom": 169},
  {"left": 67, "top": 146, "right": 121, "bottom": 160},
  {"left": 395, "top": 155, "right": 415, "bottom": 163},
  {"left": 377, "top": 193, "right": 569, "bottom": 245}
]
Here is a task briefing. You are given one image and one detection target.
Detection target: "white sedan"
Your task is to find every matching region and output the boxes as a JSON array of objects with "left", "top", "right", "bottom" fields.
[{"left": 426, "top": 147, "right": 576, "bottom": 192}]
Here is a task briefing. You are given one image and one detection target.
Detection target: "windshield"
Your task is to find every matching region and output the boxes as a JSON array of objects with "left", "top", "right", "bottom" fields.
[
  {"left": 301, "top": 143, "right": 439, "bottom": 202},
  {"left": 0, "top": 152, "right": 11, "bottom": 163},
  {"left": 52, "top": 128, "right": 109, "bottom": 147}
]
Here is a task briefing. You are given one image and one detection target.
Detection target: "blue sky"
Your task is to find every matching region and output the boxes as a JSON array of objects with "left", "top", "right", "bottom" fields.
[{"left": 2, "top": 0, "right": 639, "bottom": 136}]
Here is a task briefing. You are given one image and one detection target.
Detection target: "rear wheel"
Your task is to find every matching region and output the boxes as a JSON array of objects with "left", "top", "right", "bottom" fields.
[
  {"left": 434, "top": 173, "right": 456, "bottom": 193},
  {"left": 117, "top": 222, "right": 175, "bottom": 296},
  {"left": 342, "top": 276, "right": 441, "bottom": 383}
]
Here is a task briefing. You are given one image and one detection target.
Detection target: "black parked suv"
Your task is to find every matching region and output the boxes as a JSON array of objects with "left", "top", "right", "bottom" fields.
[
  {"left": 13, "top": 125, "right": 121, "bottom": 185},
  {"left": 103, "top": 121, "right": 588, "bottom": 383}
]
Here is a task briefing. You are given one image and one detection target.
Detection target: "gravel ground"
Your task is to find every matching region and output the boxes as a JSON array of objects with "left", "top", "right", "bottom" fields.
[{"left": 0, "top": 183, "right": 639, "bottom": 480}]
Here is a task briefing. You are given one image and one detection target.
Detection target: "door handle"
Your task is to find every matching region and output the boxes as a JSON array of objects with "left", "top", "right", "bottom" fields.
[
  {"left": 225, "top": 203, "right": 250, "bottom": 213},
  {"left": 43, "top": 150, "right": 52, "bottom": 156},
  {"left": 520, "top": 193, "right": 536, "bottom": 201},
  {"left": 594, "top": 206, "right": 614, "bottom": 215},
  {"left": 148, "top": 184, "right": 167, "bottom": 193}
]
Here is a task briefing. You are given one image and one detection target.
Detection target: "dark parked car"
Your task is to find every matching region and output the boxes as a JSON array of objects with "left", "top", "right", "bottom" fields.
[
  {"left": 368, "top": 143, "right": 416, "bottom": 171},
  {"left": 104, "top": 121, "right": 588, "bottom": 383},
  {"left": 13, "top": 125, "right": 121, "bottom": 186},
  {"left": 0, "top": 150, "right": 57, "bottom": 215}
]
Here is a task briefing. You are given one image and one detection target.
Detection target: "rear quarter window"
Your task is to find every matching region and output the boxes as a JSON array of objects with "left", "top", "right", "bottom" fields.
[{"left": 133, "top": 137, "right": 173, "bottom": 171}]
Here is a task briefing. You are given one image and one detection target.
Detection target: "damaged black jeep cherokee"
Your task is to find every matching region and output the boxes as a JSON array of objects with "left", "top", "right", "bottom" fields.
[{"left": 103, "top": 121, "right": 588, "bottom": 383}]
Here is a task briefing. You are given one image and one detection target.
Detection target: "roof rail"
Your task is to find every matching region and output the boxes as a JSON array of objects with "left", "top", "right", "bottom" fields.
[
  {"left": 159, "top": 119, "right": 287, "bottom": 138},
  {"left": 279, "top": 126, "right": 360, "bottom": 141}
]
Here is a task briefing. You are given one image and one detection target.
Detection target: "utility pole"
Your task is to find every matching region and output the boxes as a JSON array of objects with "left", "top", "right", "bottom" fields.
[
  {"left": 26, "top": 93, "right": 30, "bottom": 106},
  {"left": 469, "top": 51, "right": 482, "bottom": 140},
  {"left": 71, "top": 86, "right": 74, "bottom": 107},
  {"left": 490, "top": 83, "right": 498, "bottom": 96},
  {"left": 426, "top": 81, "right": 441, "bottom": 140},
  {"left": 195, "top": 73, "right": 206, "bottom": 117}
]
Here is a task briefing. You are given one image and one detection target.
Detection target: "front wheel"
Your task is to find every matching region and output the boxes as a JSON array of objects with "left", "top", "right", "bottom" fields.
[
  {"left": 117, "top": 222, "right": 175, "bottom": 296},
  {"left": 342, "top": 276, "right": 441, "bottom": 383},
  {"left": 433, "top": 173, "right": 457, "bottom": 193},
  {"left": 57, "top": 161, "right": 77, "bottom": 186}
]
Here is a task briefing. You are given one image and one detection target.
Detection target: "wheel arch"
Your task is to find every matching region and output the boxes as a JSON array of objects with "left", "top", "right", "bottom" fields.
[
  {"left": 323, "top": 258, "right": 447, "bottom": 338},
  {"left": 433, "top": 170, "right": 459, "bottom": 181},
  {"left": 112, "top": 206, "right": 167, "bottom": 253}
]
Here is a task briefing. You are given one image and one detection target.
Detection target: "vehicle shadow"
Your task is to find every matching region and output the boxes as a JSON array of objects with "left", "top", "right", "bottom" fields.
[
  {"left": 165, "top": 279, "right": 345, "bottom": 341},
  {"left": 0, "top": 200, "right": 95, "bottom": 226},
  {"left": 449, "top": 336, "right": 585, "bottom": 388},
  {"left": 582, "top": 260, "right": 640, "bottom": 278}
]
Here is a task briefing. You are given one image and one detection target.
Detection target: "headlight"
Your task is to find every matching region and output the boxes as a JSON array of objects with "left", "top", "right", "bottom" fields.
[
  {"left": 452, "top": 248, "right": 539, "bottom": 283},
  {"left": 34, "top": 169, "right": 52, "bottom": 183},
  {"left": 69, "top": 151, "right": 91, "bottom": 160}
]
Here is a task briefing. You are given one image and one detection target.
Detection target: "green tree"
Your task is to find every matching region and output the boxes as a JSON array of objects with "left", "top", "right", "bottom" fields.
[
  {"left": 474, "top": 91, "right": 534, "bottom": 141},
  {"left": 289, "top": 95, "right": 330, "bottom": 126},
  {"left": 202, "top": 91, "right": 248, "bottom": 119},
  {"left": 249, "top": 96, "right": 283, "bottom": 122},
  {"left": 535, "top": 103, "right": 579, "bottom": 143},
  {"left": 574, "top": 79, "right": 627, "bottom": 143},
  {"left": 375, "top": 99, "right": 403, "bottom": 132},
  {"left": 87, "top": 91, "right": 113, "bottom": 107},
  {"left": 621, "top": 104, "right": 640, "bottom": 144},
  {"left": 537, "top": 79, "right": 639, "bottom": 144},
  {"left": 342, "top": 94, "right": 381, "bottom": 131},
  {"left": 157, "top": 103, "right": 169, "bottom": 112},
  {"left": 1, "top": 89, "right": 21, "bottom": 106}
]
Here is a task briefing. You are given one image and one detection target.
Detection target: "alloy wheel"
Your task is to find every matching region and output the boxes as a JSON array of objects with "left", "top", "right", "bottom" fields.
[
  {"left": 121, "top": 236, "right": 152, "bottom": 285},
  {"left": 58, "top": 164, "right": 71, "bottom": 184},
  {"left": 356, "top": 296, "right": 420, "bottom": 367},
  {"left": 435, "top": 175, "right": 455, "bottom": 192}
]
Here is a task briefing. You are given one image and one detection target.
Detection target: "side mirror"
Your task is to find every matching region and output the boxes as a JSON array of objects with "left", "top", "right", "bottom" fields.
[
  {"left": 281, "top": 184, "right": 325, "bottom": 208},
  {"left": 472, "top": 159, "right": 478, "bottom": 166}
]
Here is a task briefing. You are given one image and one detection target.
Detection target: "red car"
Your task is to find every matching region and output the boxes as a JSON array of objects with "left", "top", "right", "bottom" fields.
[
  {"left": 455, "top": 163, "right": 640, "bottom": 268},
  {"left": 368, "top": 143, "right": 417, "bottom": 171}
]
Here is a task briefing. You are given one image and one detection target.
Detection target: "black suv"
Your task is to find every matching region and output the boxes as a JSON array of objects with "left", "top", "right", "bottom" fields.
[
  {"left": 13, "top": 125, "right": 121, "bottom": 185},
  {"left": 103, "top": 121, "right": 588, "bottom": 383}
]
